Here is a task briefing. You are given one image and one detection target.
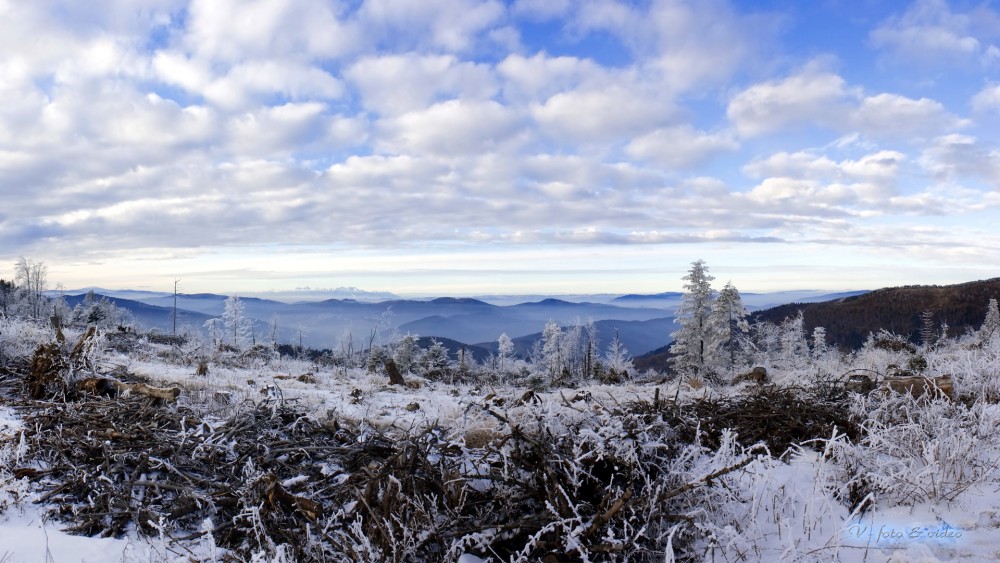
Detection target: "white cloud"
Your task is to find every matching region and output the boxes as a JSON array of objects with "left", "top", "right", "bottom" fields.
[
  {"left": 183, "top": 0, "right": 359, "bottom": 62},
  {"left": 497, "top": 53, "right": 607, "bottom": 104},
  {"left": 626, "top": 126, "right": 738, "bottom": 170},
  {"left": 727, "top": 70, "right": 855, "bottom": 136},
  {"left": 532, "top": 85, "right": 673, "bottom": 144},
  {"left": 871, "top": 0, "right": 999, "bottom": 66},
  {"left": 852, "top": 93, "right": 963, "bottom": 137},
  {"left": 744, "top": 150, "right": 905, "bottom": 183},
  {"left": 152, "top": 51, "right": 212, "bottom": 93},
  {"left": 645, "top": 0, "right": 763, "bottom": 91},
  {"left": 374, "top": 99, "right": 524, "bottom": 156},
  {"left": 919, "top": 134, "right": 1000, "bottom": 186},
  {"left": 227, "top": 103, "right": 335, "bottom": 156},
  {"left": 568, "top": 0, "right": 773, "bottom": 93},
  {"left": 2, "top": 0, "right": 1000, "bottom": 293},
  {"left": 357, "top": 0, "right": 505, "bottom": 53},
  {"left": 204, "top": 60, "right": 344, "bottom": 110},
  {"left": 972, "top": 83, "right": 1000, "bottom": 111},
  {"left": 729, "top": 69, "right": 964, "bottom": 138},
  {"left": 346, "top": 54, "right": 497, "bottom": 116}
]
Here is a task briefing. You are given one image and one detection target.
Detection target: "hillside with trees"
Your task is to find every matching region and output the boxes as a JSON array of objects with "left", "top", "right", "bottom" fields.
[{"left": 752, "top": 278, "right": 1000, "bottom": 350}]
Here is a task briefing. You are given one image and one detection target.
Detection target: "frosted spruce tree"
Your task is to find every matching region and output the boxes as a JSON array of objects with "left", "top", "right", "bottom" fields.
[
  {"left": 605, "top": 329, "right": 634, "bottom": 375},
  {"left": 222, "top": 295, "right": 253, "bottom": 350},
  {"left": 497, "top": 333, "right": 514, "bottom": 372},
  {"left": 707, "top": 280, "right": 749, "bottom": 375},
  {"left": 670, "top": 260, "right": 716, "bottom": 377},
  {"left": 541, "top": 319, "right": 563, "bottom": 378},
  {"left": 980, "top": 298, "right": 1000, "bottom": 344}
]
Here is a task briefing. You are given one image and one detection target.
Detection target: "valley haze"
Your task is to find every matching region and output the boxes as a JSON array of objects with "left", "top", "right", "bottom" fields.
[{"left": 55, "top": 286, "right": 866, "bottom": 356}]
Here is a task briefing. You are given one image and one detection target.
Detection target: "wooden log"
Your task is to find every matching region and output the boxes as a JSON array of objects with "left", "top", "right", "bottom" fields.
[
  {"left": 76, "top": 377, "right": 181, "bottom": 401},
  {"left": 881, "top": 374, "right": 953, "bottom": 400}
]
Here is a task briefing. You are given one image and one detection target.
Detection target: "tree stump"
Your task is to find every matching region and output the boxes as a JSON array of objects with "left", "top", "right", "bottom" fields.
[{"left": 384, "top": 359, "right": 406, "bottom": 386}]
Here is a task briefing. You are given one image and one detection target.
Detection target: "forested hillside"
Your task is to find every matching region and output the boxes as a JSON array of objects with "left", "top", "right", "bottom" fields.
[{"left": 752, "top": 278, "right": 1000, "bottom": 350}]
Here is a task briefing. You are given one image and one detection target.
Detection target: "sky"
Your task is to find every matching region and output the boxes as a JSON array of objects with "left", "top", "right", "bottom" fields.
[{"left": 2, "top": 0, "right": 1000, "bottom": 296}]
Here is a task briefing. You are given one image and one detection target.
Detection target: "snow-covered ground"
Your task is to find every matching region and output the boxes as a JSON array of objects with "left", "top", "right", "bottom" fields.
[{"left": 3, "top": 318, "right": 1000, "bottom": 561}]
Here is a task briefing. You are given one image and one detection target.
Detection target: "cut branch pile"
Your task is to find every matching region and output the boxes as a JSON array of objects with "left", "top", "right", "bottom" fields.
[
  {"left": 3, "top": 337, "right": 867, "bottom": 561},
  {"left": 4, "top": 384, "right": 779, "bottom": 562},
  {"left": 645, "top": 384, "right": 864, "bottom": 456}
]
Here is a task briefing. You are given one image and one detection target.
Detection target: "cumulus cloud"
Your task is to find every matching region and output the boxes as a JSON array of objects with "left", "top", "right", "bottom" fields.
[
  {"left": 375, "top": 99, "right": 525, "bottom": 156},
  {"left": 1, "top": 0, "right": 999, "bottom": 289},
  {"left": 870, "top": 0, "right": 999, "bottom": 66},
  {"left": 728, "top": 68, "right": 964, "bottom": 138},
  {"left": 357, "top": 0, "right": 505, "bottom": 53},
  {"left": 626, "top": 126, "right": 739, "bottom": 170},
  {"left": 972, "top": 83, "right": 1000, "bottom": 111},
  {"left": 852, "top": 93, "right": 966, "bottom": 136},
  {"left": 743, "top": 150, "right": 905, "bottom": 183},
  {"left": 532, "top": 85, "right": 674, "bottom": 144},
  {"left": 497, "top": 53, "right": 608, "bottom": 104},
  {"left": 727, "top": 70, "right": 856, "bottom": 136},
  {"left": 182, "top": 0, "right": 360, "bottom": 62},
  {"left": 346, "top": 54, "right": 497, "bottom": 116},
  {"left": 919, "top": 134, "right": 1000, "bottom": 187},
  {"left": 568, "top": 0, "right": 772, "bottom": 93}
]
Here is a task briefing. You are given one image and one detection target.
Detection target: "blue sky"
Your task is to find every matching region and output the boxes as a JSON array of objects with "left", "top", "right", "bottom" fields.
[{"left": 2, "top": 0, "right": 1000, "bottom": 296}]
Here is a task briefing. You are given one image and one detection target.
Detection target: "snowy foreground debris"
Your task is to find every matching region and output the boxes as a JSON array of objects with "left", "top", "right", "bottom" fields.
[{"left": 3, "top": 320, "right": 1000, "bottom": 561}]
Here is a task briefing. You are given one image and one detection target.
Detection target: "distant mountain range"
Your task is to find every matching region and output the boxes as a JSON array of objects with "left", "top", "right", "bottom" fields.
[
  {"left": 55, "top": 285, "right": 902, "bottom": 363},
  {"left": 54, "top": 290, "right": 676, "bottom": 357}
]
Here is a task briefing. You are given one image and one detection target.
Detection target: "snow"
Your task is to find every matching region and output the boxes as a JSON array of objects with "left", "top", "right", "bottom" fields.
[
  {"left": 0, "top": 505, "right": 154, "bottom": 563},
  {"left": 5, "top": 326, "right": 1000, "bottom": 561}
]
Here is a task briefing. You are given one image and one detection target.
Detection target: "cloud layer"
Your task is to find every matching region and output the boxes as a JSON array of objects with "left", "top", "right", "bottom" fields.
[{"left": 2, "top": 0, "right": 999, "bottom": 292}]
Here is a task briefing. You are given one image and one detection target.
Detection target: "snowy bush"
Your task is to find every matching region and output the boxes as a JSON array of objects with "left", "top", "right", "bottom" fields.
[
  {"left": 830, "top": 393, "right": 1000, "bottom": 508},
  {"left": 0, "top": 316, "right": 54, "bottom": 363}
]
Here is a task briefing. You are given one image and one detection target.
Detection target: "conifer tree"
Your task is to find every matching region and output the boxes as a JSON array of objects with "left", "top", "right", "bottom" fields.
[
  {"left": 670, "top": 260, "right": 716, "bottom": 376},
  {"left": 497, "top": 333, "right": 514, "bottom": 371},
  {"left": 707, "top": 280, "right": 749, "bottom": 373},
  {"left": 980, "top": 299, "right": 1000, "bottom": 343},
  {"left": 541, "top": 319, "right": 563, "bottom": 377},
  {"left": 605, "top": 329, "right": 633, "bottom": 375}
]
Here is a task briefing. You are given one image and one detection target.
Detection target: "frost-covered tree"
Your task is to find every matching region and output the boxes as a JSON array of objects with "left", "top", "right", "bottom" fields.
[
  {"left": 0, "top": 279, "right": 15, "bottom": 317},
  {"left": 562, "top": 323, "right": 584, "bottom": 377},
  {"left": 920, "top": 310, "right": 936, "bottom": 348},
  {"left": 583, "top": 318, "right": 599, "bottom": 379},
  {"left": 204, "top": 318, "right": 224, "bottom": 349},
  {"left": 497, "top": 333, "right": 514, "bottom": 371},
  {"left": 541, "top": 319, "right": 563, "bottom": 377},
  {"left": 421, "top": 339, "right": 451, "bottom": 376},
  {"left": 222, "top": 295, "right": 253, "bottom": 350},
  {"left": 811, "top": 326, "right": 829, "bottom": 360},
  {"left": 707, "top": 281, "right": 749, "bottom": 374},
  {"left": 670, "top": 260, "right": 716, "bottom": 376},
  {"left": 394, "top": 333, "right": 420, "bottom": 374},
  {"left": 778, "top": 311, "right": 810, "bottom": 371},
  {"left": 71, "top": 291, "right": 133, "bottom": 330},
  {"left": 604, "top": 329, "right": 633, "bottom": 375},
  {"left": 980, "top": 299, "right": 1000, "bottom": 343},
  {"left": 14, "top": 257, "right": 47, "bottom": 320}
]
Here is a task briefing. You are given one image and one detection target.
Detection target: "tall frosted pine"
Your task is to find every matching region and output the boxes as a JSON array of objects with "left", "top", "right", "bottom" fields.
[
  {"left": 670, "top": 260, "right": 716, "bottom": 376},
  {"left": 707, "top": 281, "right": 749, "bottom": 374}
]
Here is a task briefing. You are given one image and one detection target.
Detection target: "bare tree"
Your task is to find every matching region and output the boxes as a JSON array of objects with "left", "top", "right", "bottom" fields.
[{"left": 15, "top": 257, "right": 48, "bottom": 320}]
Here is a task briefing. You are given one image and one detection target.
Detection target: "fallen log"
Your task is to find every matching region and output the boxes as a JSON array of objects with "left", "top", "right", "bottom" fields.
[
  {"left": 881, "top": 374, "right": 954, "bottom": 400},
  {"left": 76, "top": 377, "right": 181, "bottom": 401}
]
